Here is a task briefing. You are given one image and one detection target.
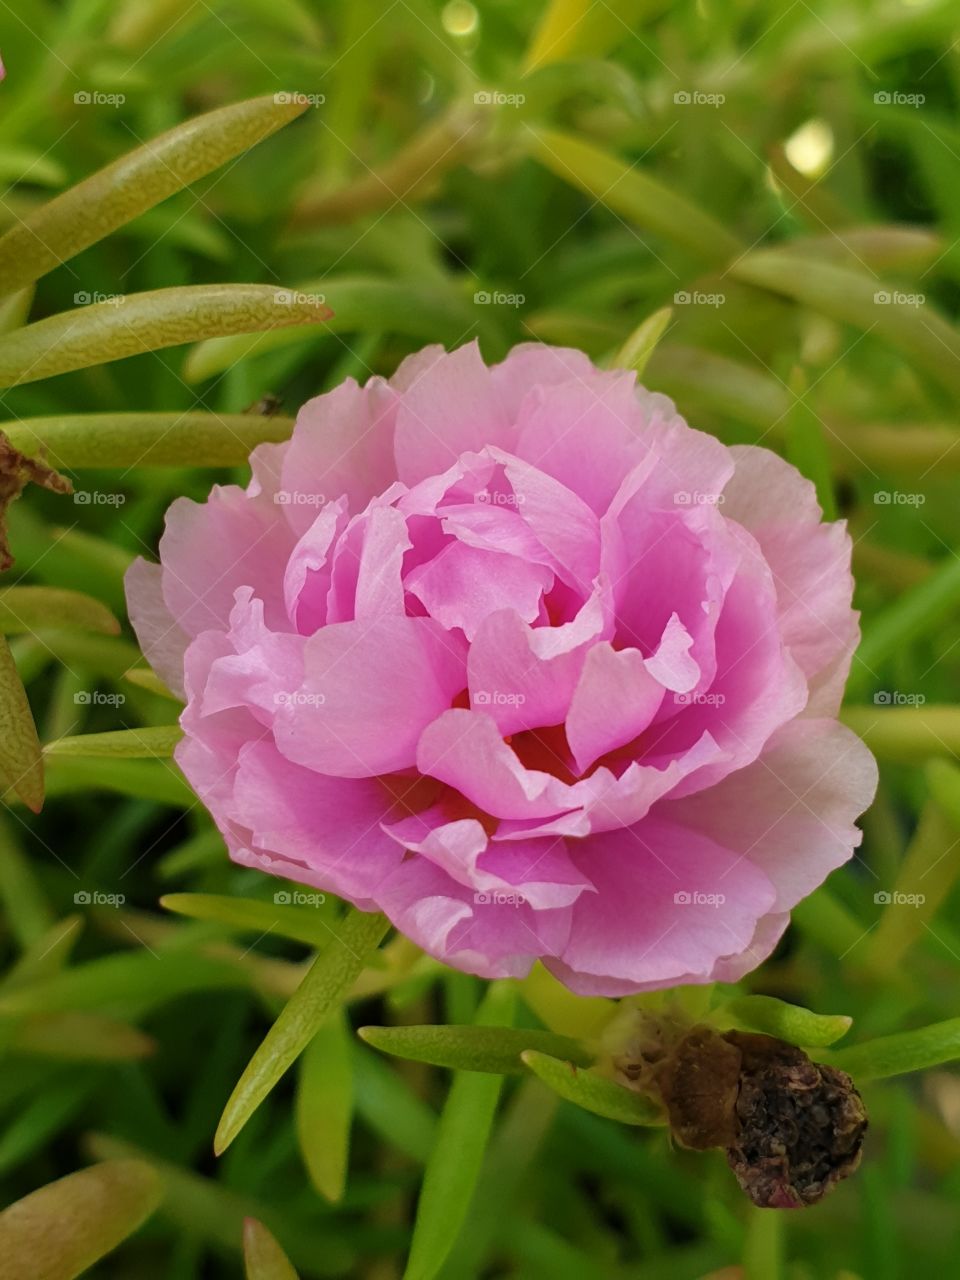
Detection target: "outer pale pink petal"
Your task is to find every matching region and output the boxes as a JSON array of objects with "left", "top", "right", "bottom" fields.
[
  {"left": 125, "top": 557, "right": 189, "bottom": 698},
  {"left": 565, "top": 642, "right": 664, "bottom": 774},
  {"left": 655, "top": 716, "right": 878, "bottom": 912},
  {"left": 274, "top": 616, "right": 467, "bottom": 778},
  {"left": 490, "top": 342, "right": 597, "bottom": 419},
  {"left": 637, "top": 390, "right": 735, "bottom": 508},
  {"left": 405, "top": 542, "right": 553, "bottom": 640},
  {"left": 280, "top": 377, "right": 400, "bottom": 532},
  {"left": 546, "top": 819, "right": 778, "bottom": 993},
  {"left": 157, "top": 485, "right": 293, "bottom": 638},
  {"left": 514, "top": 370, "right": 648, "bottom": 514},
  {"left": 226, "top": 741, "right": 404, "bottom": 908},
  {"left": 393, "top": 342, "right": 513, "bottom": 485},
  {"left": 466, "top": 587, "right": 610, "bottom": 735},
  {"left": 722, "top": 445, "right": 859, "bottom": 715}
]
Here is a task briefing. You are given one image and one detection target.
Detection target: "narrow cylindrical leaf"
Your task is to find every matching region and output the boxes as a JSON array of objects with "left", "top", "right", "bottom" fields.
[
  {"left": 3, "top": 413, "right": 295, "bottom": 469},
  {"left": 842, "top": 705, "right": 960, "bottom": 763},
  {"left": 927, "top": 758, "right": 960, "bottom": 832},
  {"left": 244, "top": 1218, "right": 301, "bottom": 1280},
  {"left": 0, "top": 587, "right": 118, "bottom": 636},
  {"left": 610, "top": 306, "right": 673, "bottom": 377},
  {"left": 0, "top": 1159, "right": 162, "bottom": 1279},
  {"left": 183, "top": 277, "right": 492, "bottom": 383},
  {"left": 862, "top": 801, "right": 959, "bottom": 974},
  {"left": 358, "top": 1024, "right": 593, "bottom": 1074},
  {"left": 12, "top": 1011, "right": 155, "bottom": 1062},
  {"left": 0, "top": 286, "right": 331, "bottom": 389},
  {"left": 402, "top": 984, "right": 514, "bottom": 1280},
  {"left": 215, "top": 908, "right": 389, "bottom": 1155},
  {"left": 828, "top": 1018, "right": 960, "bottom": 1081},
  {"left": 521, "top": 1050, "right": 664, "bottom": 1126},
  {"left": 848, "top": 552, "right": 960, "bottom": 698},
  {"left": 717, "top": 995, "right": 852, "bottom": 1047},
  {"left": 161, "top": 892, "right": 334, "bottom": 949},
  {"left": 730, "top": 250, "right": 960, "bottom": 401},
  {"left": 527, "top": 129, "right": 743, "bottom": 264},
  {"left": 30, "top": 756, "right": 194, "bottom": 807},
  {"left": 291, "top": 108, "right": 483, "bottom": 226},
  {"left": 44, "top": 726, "right": 183, "bottom": 759},
  {"left": 0, "top": 95, "right": 309, "bottom": 298},
  {"left": 296, "top": 1011, "right": 353, "bottom": 1202},
  {"left": 0, "top": 636, "right": 43, "bottom": 812},
  {"left": 523, "top": 0, "right": 592, "bottom": 70}
]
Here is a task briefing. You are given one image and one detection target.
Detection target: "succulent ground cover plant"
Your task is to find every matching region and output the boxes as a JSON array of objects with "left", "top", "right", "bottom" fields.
[{"left": 0, "top": 2, "right": 959, "bottom": 1278}]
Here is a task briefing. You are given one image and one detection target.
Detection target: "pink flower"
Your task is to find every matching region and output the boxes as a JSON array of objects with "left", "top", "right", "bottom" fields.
[{"left": 127, "top": 342, "right": 877, "bottom": 994}]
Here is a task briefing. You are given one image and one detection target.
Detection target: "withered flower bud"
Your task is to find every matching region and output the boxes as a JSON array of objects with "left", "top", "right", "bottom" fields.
[
  {"left": 613, "top": 1020, "right": 867, "bottom": 1208},
  {"left": 722, "top": 1031, "right": 867, "bottom": 1209},
  {"left": 0, "top": 432, "right": 71, "bottom": 571}
]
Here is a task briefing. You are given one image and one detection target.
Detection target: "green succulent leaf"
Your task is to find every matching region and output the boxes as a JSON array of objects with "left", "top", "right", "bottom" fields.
[
  {"left": 527, "top": 128, "right": 743, "bottom": 264},
  {"left": 44, "top": 726, "right": 183, "bottom": 759},
  {"left": 161, "top": 892, "right": 336, "bottom": 949},
  {"left": 0, "top": 1159, "right": 162, "bottom": 1279},
  {"left": 402, "top": 982, "right": 515, "bottom": 1280},
  {"left": 358, "top": 1023, "right": 593, "bottom": 1074},
  {"left": 243, "top": 1218, "right": 302, "bottom": 1280},
  {"left": 0, "top": 636, "right": 44, "bottom": 812},
  {"left": 215, "top": 907, "right": 389, "bottom": 1155},
  {"left": 0, "top": 286, "right": 331, "bottom": 389},
  {"left": 0, "top": 587, "right": 119, "bottom": 636},
  {"left": 715, "top": 995, "right": 852, "bottom": 1047},
  {"left": 2, "top": 413, "right": 295, "bottom": 469},
  {"left": 827, "top": 1017, "right": 960, "bottom": 1081},
  {"left": 521, "top": 1050, "right": 665, "bottom": 1126},
  {"left": 0, "top": 94, "right": 310, "bottom": 299},
  {"left": 296, "top": 1011, "right": 353, "bottom": 1202}
]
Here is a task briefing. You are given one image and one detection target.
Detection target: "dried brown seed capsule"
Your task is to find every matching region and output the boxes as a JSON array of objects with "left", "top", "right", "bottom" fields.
[
  {"left": 722, "top": 1031, "right": 867, "bottom": 1209},
  {"left": 616, "top": 1021, "right": 868, "bottom": 1208}
]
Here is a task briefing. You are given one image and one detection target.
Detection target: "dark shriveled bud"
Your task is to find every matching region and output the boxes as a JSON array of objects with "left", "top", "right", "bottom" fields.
[
  {"left": 614, "top": 1020, "right": 867, "bottom": 1208},
  {"left": 722, "top": 1031, "right": 867, "bottom": 1209},
  {"left": 0, "top": 431, "right": 71, "bottom": 571}
]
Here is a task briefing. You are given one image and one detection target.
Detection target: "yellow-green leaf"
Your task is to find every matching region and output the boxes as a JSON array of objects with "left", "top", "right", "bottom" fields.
[
  {"left": 527, "top": 128, "right": 743, "bottom": 265},
  {"left": 358, "top": 1023, "right": 593, "bottom": 1074},
  {"left": 161, "top": 892, "right": 334, "bottom": 949},
  {"left": 244, "top": 1218, "right": 301, "bottom": 1280},
  {"left": 215, "top": 908, "right": 389, "bottom": 1155},
  {"left": 11, "top": 1011, "right": 155, "bottom": 1062},
  {"left": 715, "top": 995, "right": 852, "bottom": 1048},
  {"left": 296, "top": 1011, "right": 353, "bottom": 1202},
  {"left": 730, "top": 250, "right": 960, "bottom": 401},
  {"left": 0, "top": 636, "right": 43, "bottom": 812},
  {"left": 402, "top": 983, "right": 514, "bottom": 1280},
  {"left": 521, "top": 1050, "right": 664, "bottom": 1126},
  {"left": 3, "top": 412, "right": 294, "bottom": 470},
  {"left": 0, "top": 587, "right": 118, "bottom": 636},
  {"left": 610, "top": 306, "right": 673, "bottom": 377},
  {"left": 0, "top": 1159, "right": 162, "bottom": 1279},
  {"left": 0, "top": 95, "right": 310, "bottom": 299},
  {"left": 0, "top": 286, "right": 332, "bottom": 389},
  {"left": 44, "top": 726, "right": 183, "bottom": 759}
]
